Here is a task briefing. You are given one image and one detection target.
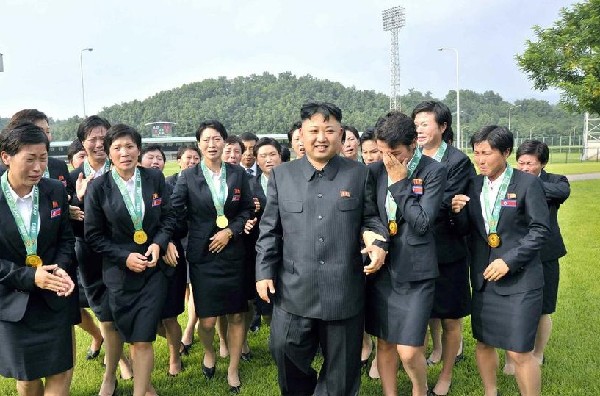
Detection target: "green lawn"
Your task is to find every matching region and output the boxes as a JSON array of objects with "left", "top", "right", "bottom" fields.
[{"left": 1, "top": 179, "right": 598, "bottom": 395}]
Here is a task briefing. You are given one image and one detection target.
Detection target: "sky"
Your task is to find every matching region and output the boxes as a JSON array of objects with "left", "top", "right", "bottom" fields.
[{"left": 0, "top": 0, "right": 578, "bottom": 120}]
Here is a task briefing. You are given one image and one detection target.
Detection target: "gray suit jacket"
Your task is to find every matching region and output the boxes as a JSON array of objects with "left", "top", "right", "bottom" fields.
[{"left": 256, "top": 155, "right": 388, "bottom": 321}]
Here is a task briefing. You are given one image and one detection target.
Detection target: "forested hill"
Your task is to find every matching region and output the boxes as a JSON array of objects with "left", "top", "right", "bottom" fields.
[{"left": 4, "top": 72, "right": 581, "bottom": 142}]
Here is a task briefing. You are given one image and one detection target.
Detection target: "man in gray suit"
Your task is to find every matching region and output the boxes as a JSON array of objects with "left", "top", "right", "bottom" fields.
[{"left": 256, "top": 102, "right": 388, "bottom": 396}]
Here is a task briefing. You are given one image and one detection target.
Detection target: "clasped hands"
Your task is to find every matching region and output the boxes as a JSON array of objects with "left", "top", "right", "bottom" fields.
[
  {"left": 35, "top": 264, "right": 75, "bottom": 297},
  {"left": 126, "top": 243, "right": 160, "bottom": 273}
]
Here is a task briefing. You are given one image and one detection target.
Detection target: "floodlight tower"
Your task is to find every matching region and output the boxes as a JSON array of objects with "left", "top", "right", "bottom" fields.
[{"left": 382, "top": 6, "right": 405, "bottom": 110}]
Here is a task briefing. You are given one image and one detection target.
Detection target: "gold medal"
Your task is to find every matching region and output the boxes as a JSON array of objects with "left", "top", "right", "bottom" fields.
[
  {"left": 133, "top": 230, "right": 148, "bottom": 245},
  {"left": 488, "top": 233, "right": 501, "bottom": 248},
  {"left": 25, "top": 254, "right": 43, "bottom": 268},
  {"left": 388, "top": 220, "right": 398, "bottom": 237},
  {"left": 216, "top": 215, "right": 229, "bottom": 229}
]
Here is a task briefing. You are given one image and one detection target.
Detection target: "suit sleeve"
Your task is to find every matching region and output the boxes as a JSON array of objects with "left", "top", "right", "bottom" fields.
[
  {"left": 361, "top": 167, "right": 389, "bottom": 249},
  {"left": 502, "top": 177, "right": 551, "bottom": 271},
  {"left": 228, "top": 171, "right": 254, "bottom": 238},
  {"left": 0, "top": 260, "right": 36, "bottom": 291},
  {"left": 151, "top": 172, "right": 176, "bottom": 252},
  {"left": 542, "top": 174, "right": 570, "bottom": 205},
  {"left": 170, "top": 169, "right": 190, "bottom": 235},
  {"left": 84, "top": 180, "right": 130, "bottom": 268},
  {"left": 389, "top": 164, "right": 447, "bottom": 236},
  {"left": 442, "top": 154, "right": 475, "bottom": 212},
  {"left": 53, "top": 186, "right": 76, "bottom": 271},
  {"left": 255, "top": 168, "right": 283, "bottom": 281}
]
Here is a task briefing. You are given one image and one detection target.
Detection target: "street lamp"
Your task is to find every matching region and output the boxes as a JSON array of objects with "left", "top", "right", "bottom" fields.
[
  {"left": 0, "top": 52, "right": 4, "bottom": 72},
  {"left": 438, "top": 47, "right": 460, "bottom": 149},
  {"left": 508, "top": 104, "right": 521, "bottom": 131},
  {"left": 80, "top": 48, "right": 93, "bottom": 117}
]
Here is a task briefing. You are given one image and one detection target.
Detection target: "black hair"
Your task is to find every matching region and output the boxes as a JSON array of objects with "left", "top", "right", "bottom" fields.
[
  {"left": 176, "top": 144, "right": 201, "bottom": 160},
  {"left": 253, "top": 137, "right": 282, "bottom": 157},
  {"left": 76, "top": 115, "right": 111, "bottom": 143},
  {"left": 141, "top": 144, "right": 166, "bottom": 162},
  {"left": 0, "top": 121, "right": 50, "bottom": 156},
  {"left": 67, "top": 139, "right": 85, "bottom": 162},
  {"left": 196, "top": 120, "right": 228, "bottom": 141},
  {"left": 516, "top": 139, "right": 549, "bottom": 165},
  {"left": 224, "top": 135, "right": 243, "bottom": 149},
  {"left": 287, "top": 121, "right": 302, "bottom": 143},
  {"left": 359, "top": 128, "right": 376, "bottom": 145},
  {"left": 9, "top": 109, "right": 49, "bottom": 125},
  {"left": 300, "top": 102, "right": 342, "bottom": 123},
  {"left": 342, "top": 125, "right": 359, "bottom": 144},
  {"left": 374, "top": 111, "right": 415, "bottom": 148},
  {"left": 412, "top": 101, "right": 454, "bottom": 145},
  {"left": 104, "top": 124, "right": 142, "bottom": 155},
  {"left": 470, "top": 125, "right": 514, "bottom": 154},
  {"left": 240, "top": 132, "right": 258, "bottom": 142},
  {"left": 281, "top": 146, "right": 291, "bottom": 162}
]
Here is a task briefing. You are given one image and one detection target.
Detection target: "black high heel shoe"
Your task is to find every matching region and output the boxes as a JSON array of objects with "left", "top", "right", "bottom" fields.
[
  {"left": 202, "top": 363, "right": 216, "bottom": 380},
  {"left": 180, "top": 341, "right": 192, "bottom": 356},
  {"left": 229, "top": 384, "right": 241, "bottom": 394},
  {"left": 87, "top": 338, "right": 104, "bottom": 360},
  {"left": 98, "top": 379, "right": 118, "bottom": 396}
]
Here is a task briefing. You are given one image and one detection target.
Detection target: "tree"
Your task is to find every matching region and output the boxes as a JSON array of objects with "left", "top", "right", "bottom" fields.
[{"left": 516, "top": 0, "right": 600, "bottom": 114}]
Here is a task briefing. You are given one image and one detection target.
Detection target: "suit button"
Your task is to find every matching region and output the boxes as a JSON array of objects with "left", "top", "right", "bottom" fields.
[
  {"left": 319, "top": 260, "right": 325, "bottom": 265},
  {"left": 317, "top": 193, "right": 323, "bottom": 198},
  {"left": 318, "top": 215, "right": 323, "bottom": 220},
  {"left": 318, "top": 237, "right": 324, "bottom": 242}
]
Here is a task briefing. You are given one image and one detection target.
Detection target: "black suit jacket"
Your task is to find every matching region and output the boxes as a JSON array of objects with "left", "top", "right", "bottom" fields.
[
  {"left": 165, "top": 173, "right": 179, "bottom": 190},
  {"left": 370, "top": 155, "right": 447, "bottom": 283},
  {"left": 1, "top": 158, "right": 74, "bottom": 199},
  {"left": 452, "top": 169, "right": 550, "bottom": 295},
  {"left": 84, "top": 167, "right": 176, "bottom": 292},
  {"left": 539, "top": 170, "right": 569, "bottom": 261},
  {"left": 170, "top": 162, "right": 254, "bottom": 263},
  {"left": 0, "top": 178, "right": 75, "bottom": 322},
  {"left": 256, "top": 155, "right": 389, "bottom": 321},
  {"left": 432, "top": 146, "right": 476, "bottom": 263}
]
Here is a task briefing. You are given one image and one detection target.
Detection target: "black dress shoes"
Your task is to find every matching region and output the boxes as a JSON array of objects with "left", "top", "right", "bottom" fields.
[
  {"left": 87, "top": 339, "right": 104, "bottom": 360},
  {"left": 229, "top": 384, "right": 241, "bottom": 394},
  {"left": 202, "top": 363, "right": 216, "bottom": 380}
]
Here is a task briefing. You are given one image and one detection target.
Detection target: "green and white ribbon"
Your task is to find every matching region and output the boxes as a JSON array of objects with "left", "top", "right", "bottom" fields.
[
  {"left": 111, "top": 167, "right": 144, "bottom": 231},
  {"left": 84, "top": 159, "right": 111, "bottom": 178},
  {"left": 260, "top": 173, "right": 268, "bottom": 195},
  {"left": 1, "top": 172, "right": 40, "bottom": 256},
  {"left": 430, "top": 141, "right": 448, "bottom": 162},
  {"left": 482, "top": 164, "right": 513, "bottom": 233},
  {"left": 200, "top": 161, "right": 227, "bottom": 217}
]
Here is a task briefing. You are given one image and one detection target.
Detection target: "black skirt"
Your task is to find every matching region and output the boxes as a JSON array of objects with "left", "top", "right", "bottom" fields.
[
  {"left": 541, "top": 259, "right": 560, "bottom": 314},
  {"left": 0, "top": 293, "right": 74, "bottom": 380},
  {"left": 366, "top": 267, "right": 434, "bottom": 346},
  {"left": 471, "top": 284, "right": 542, "bottom": 352},
  {"left": 161, "top": 241, "right": 187, "bottom": 319},
  {"left": 430, "top": 257, "right": 471, "bottom": 319},
  {"left": 109, "top": 267, "right": 168, "bottom": 343}
]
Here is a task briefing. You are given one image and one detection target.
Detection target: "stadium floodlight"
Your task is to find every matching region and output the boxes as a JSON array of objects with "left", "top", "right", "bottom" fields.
[
  {"left": 80, "top": 48, "right": 94, "bottom": 117},
  {"left": 382, "top": 6, "right": 405, "bottom": 110}
]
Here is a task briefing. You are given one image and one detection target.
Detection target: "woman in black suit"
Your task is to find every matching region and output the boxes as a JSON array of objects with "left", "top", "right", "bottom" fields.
[
  {"left": 0, "top": 122, "right": 76, "bottom": 396},
  {"left": 366, "top": 112, "right": 447, "bottom": 396},
  {"left": 451, "top": 126, "right": 550, "bottom": 396},
  {"left": 85, "top": 124, "right": 176, "bottom": 396},
  {"left": 171, "top": 120, "right": 254, "bottom": 393}
]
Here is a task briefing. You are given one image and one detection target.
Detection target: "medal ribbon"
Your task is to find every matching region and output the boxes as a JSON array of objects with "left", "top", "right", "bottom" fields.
[
  {"left": 482, "top": 164, "right": 513, "bottom": 234},
  {"left": 1, "top": 172, "right": 40, "bottom": 256},
  {"left": 385, "top": 149, "right": 422, "bottom": 221},
  {"left": 111, "top": 167, "right": 144, "bottom": 231},
  {"left": 430, "top": 141, "right": 448, "bottom": 162},
  {"left": 84, "top": 159, "right": 111, "bottom": 178},
  {"left": 260, "top": 173, "right": 268, "bottom": 196},
  {"left": 43, "top": 168, "right": 50, "bottom": 178},
  {"left": 200, "top": 161, "right": 227, "bottom": 217}
]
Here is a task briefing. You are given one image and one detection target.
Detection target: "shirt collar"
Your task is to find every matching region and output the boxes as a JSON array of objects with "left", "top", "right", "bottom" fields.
[
  {"left": 299, "top": 154, "right": 341, "bottom": 181},
  {"left": 8, "top": 184, "right": 35, "bottom": 201}
]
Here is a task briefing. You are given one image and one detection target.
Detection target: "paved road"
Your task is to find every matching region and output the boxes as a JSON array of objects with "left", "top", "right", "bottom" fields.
[{"left": 566, "top": 172, "right": 600, "bottom": 181}]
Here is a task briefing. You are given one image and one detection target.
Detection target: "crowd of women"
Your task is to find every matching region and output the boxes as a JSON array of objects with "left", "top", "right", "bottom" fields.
[{"left": 0, "top": 100, "right": 568, "bottom": 396}]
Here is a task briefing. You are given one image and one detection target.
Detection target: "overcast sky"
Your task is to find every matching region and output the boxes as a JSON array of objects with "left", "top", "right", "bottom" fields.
[{"left": 0, "top": 0, "right": 576, "bottom": 120}]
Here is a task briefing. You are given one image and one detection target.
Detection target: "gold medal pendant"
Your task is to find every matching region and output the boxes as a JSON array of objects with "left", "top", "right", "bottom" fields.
[
  {"left": 487, "top": 233, "right": 501, "bottom": 248},
  {"left": 25, "top": 254, "right": 43, "bottom": 268},
  {"left": 216, "top": 215, "right": 229, "bottom": 229},
  {"left": 388, "top": 220, "right": 398, "bottom": 237},
  {"left": 133, "top": 230, "right": 148, "bottom": 245}
]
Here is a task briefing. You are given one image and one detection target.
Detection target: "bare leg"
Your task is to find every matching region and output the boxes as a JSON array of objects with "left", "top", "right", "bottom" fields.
[
  {"left": 433, "top": 318, "right": 462, "bottom": 395},
  {"left": 130, "top": 342, "right": 154, "bottom": 396},
  {"left": 427, "top": 318, "right": 442, "bottom": 364},
  {"left": 162, "top": 317, "right": 183, "bottom": 375},
  {"left": 503, "top": 350, "right": 515, "bottom": 375},
  {"left": 226, "top": 313, "right": 245, "bottom": 387},
  {"left": 361, "top": 332, "right": 374, "bottom": 363},
  {"left": 377, "top": 338, "right": 399, "bottom": 396},
  {"left": 532, "top": 314, "right": 552, "bottom": 364},
  {"left": 507, "top": 350, "right": 541, "bottom": 396},
  {"left": 99, "top": 322, "right": 123, "bottom": 396},
  {"left": 242, "top": 301, "right": 255, "bottom": 355},
  {"left": 397, "top": 345, "right": 428, "bottom": 396},
  {"left": 118, "top": 352, "right": 134, "bottom": 380},
  {"left": 79, "top": 309, "right": 103, "bottom": 352},
  {"left": 475, "top": 341, "right": 499, "bottom": 396},
  {"left": 198, "top": 316, "right": 217, "bottom": 368},
  {"left": 369, "top": 342, "right": 380, "bottom": 379},
  {"left": 16, "top": 379, "right": 43, "bottom": 396},
  {"left": 181, "top": 285, "right": 197, "bottom": 347},
  {"left": 42, "top": 369, "right": 73, "bottom": 396},
  {"left": 216, "top": 316, "right": 229, "bottom": 358}
]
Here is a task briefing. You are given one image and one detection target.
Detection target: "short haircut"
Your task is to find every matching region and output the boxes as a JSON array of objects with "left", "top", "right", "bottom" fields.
[
  {"left": 141, "top": 144, "right": 166, "bottom": 162},
  {"left": 287, "top": 120, "right": 302, "bottom": 143},
  {"left": 67, "top": 139, "right": 85, "bottom": 162},
  {"left": 9, "top": 109, "right": 49, "bottom": 125},
  {"left": 176, "top": 144, "right": 200, "bottom": 160},
  {"left": 196, "top": 120, "right": 228, "bottom": 141},
  {"left": 516, "top": 139, "right": 549, "bottom": 165},
  {"left": 253, "top": 137, "right": 282, "bottom": 157},
  {"left": 281, "top": 146, "right": 291, "bottom": 162},
  {"left": 342, "top": 125, "right": 359, "bottom": 144},
  {"left": 360, "top": 128, "right": 376, "bottom": 145},
  {"left": 104, "top": 124, "right": 142, "bottom": 155},
  {"left": 374, "top": 111, "right": 415, "bottom": 148},
  {"left": 240, "top": 132, "right": 258, "bottom": 142},
  {"left": 470, "top": 125, "right": 514, "bottom": 154},
  {"left": 0, "top": 122, "right": 50, "bottom": 156},
  {"left": 77, "top": 115, "right": 111, "bottom": 143},
  {"left": 300, "top": 102, "right": 342, "bottom": 123},
  {"left": 225, "top": 135, "right": 243, "bottom": 148}
]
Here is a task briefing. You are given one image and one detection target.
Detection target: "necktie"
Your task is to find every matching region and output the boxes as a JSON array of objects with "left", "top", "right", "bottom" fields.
[{"left": 246, "top": 168, "right": 254, "bottom": 176}]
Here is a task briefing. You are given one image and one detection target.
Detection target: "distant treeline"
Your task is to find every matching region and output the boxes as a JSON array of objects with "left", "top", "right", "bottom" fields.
[{"left": 1, "top": 72, "right": 582, "bottom": 143}]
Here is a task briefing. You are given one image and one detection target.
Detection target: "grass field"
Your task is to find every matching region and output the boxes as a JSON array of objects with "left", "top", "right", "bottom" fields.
[{"left": 0, "top": 175, "right": 598, "bottom": 395}]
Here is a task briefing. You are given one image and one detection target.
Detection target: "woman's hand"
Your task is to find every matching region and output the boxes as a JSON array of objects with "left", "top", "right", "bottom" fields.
[
  {"left": 34, "top": 264, "right": 73, "bottom": 296},
  {"left": 69, "top": 205, "right": 84, "bottom": 221},
  {"left": 383, "top": 152, "right": 408, "bottom": 183},
  {"left": 52, "top": 267, "right": 76, "bottom": 297},
  {"left": 162, "top": 242, "right": 179, "bottom": 267},
  {"left": 483, "top": 258, "right": 509, "bottom": 281},
  {"left": 244, "top": 218, "right": 258, "bottom": 234},
  {"left": 451, "top": 194, "right": 470, "bottom": 213},
  {"left": 253, "top": 197, "right": 261, "bottom": 213},
  {"left": 75, "top": 172, "right": 94, "bottom": 201},
  {"left": 126, "top": 253, "right": 148, "bottom": 273},
  {"left": 145, "top": 243, "right": 160, "bottom": 267},
  {"left": 208, "top": 228, "right": 233, "bottom": 254}
]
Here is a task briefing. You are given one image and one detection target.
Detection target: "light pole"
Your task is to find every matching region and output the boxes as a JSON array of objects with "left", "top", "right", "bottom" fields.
[
  {"left": 508, "top": 104, "right": 521, "bottom": 131},
  {"left": 0, "top": 52, "right": 4, "bottom": 72},
  {"left": 80, "top": 48, "right": 93, "bottom": 117},
  {"left": 438, "top": 47, "right": 460, "bottom": 149}
]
